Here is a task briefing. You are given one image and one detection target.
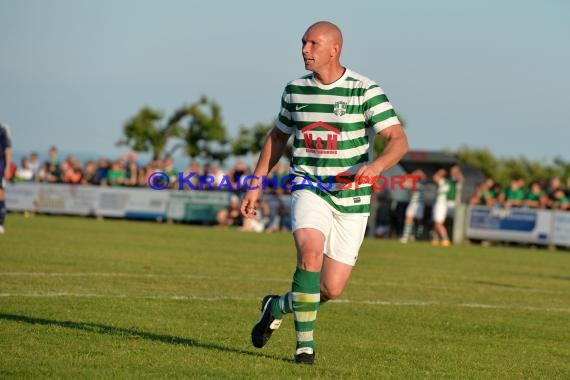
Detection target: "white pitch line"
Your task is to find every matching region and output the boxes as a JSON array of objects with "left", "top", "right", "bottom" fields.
[
  {"left": 0, "top": 272, "right": 290, "bottom": 283},
  {"left": 1, "top": 272, "right": 565, "bottom": 295},
  {"left": 1, "top": 292, "right": 569, "bottom": 313},
  {"left": 0, "top": 292, "right": 254, "bottom": 302},
  {"left": 0, "top": 272, "right": 211, "bottom": 279}
]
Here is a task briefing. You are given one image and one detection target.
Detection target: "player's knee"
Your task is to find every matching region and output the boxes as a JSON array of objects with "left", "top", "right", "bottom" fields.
[
  {"left": 298, "top": 251, "right": 322, "bottom": 271},
  {"left": 321, "top": 284, "right": 343, "bottom": 301}
]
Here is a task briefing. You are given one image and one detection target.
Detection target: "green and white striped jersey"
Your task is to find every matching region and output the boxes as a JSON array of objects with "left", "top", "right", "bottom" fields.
[
  {"left": 275, "top": 68, "right": 400, "bottom": 214},
  {"left": 409, "top": 181, "right": 425, "bottom": 206}
]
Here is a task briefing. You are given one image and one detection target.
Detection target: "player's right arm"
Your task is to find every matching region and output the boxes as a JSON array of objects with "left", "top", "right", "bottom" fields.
[
  {"left": 240, "top": 127, "right": 289, "bottom": 218},
  {"left": 1, "top": 124, "right": 12, "bottom": 180}
]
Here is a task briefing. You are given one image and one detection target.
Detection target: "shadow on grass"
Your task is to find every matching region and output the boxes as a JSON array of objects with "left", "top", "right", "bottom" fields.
[{"left": 0, "top": 312, "right": 292, "bottom": 363}]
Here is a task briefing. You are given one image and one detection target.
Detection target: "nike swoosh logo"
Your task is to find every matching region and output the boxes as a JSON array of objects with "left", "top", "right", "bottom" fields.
[{"left": 295, "top": 104, "right": 309, "bottom": 111}]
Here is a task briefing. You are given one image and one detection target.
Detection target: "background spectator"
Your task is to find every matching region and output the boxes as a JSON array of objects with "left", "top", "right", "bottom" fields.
[
  {"left": 106, "top": 160, "right": 126, "bottom": 186},
  {"left": 469, "top": 178, "right": 496, "bottom": 207},
  {"left": 524, "top": 181, "right": 547, "bottom": 208},
  {"left": 499, "top": 178, "right": 525, "bottom": 208},
  {"left": 15, "top": 157, "right": 34, "bottom": 182},
  {"left": 29, "top": 151, "right": 41, "bottom": 180}
]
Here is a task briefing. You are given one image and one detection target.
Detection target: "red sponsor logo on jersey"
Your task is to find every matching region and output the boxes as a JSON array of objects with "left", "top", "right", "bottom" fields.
[{"left": 300, "top": 121, "right": 339, "bottom": 155}]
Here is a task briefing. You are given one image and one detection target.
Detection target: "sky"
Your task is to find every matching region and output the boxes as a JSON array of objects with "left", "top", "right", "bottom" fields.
[{"left": 1, "top": 0, "right": 569, "bottom": 165}]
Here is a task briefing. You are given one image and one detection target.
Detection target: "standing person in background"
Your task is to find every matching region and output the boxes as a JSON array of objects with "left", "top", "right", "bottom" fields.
[
  {"left": 552, "top": 188, "right": 570, "bottom": 210},
  {"left": 498, "top": 177, "right": 525, "bottom": 208},
  {"left": 469, "top": 178, "right": 497, "bottom": 207},
  {"left": 125, "top": 151, "right": 139, "bottom": 186},
  {"left": 400, "top": 169, "right": 426, "bottom": 243},
  {"left": 431, "top": 168, "right": 451, "bottom": 246},
  {"left": 29, "top": 151, "right": 41, "bottom": 180},
  {"left": 48, "top": 145, "right": 60, "bottom": 168},
  {"left": 162, "top": 155, "right": 178, "bottom": 189},
  {"left": 545, "top": 177, "right": 563, "bottom": 209},
  {"left": 524, "top": 181, "right": 547, "bottom": 208},
  {"left": 0, "top": 122, "right": 13, "bottom": 234},
  {"left": 446, "top": 164, "right": 464, "bottom": 219}
]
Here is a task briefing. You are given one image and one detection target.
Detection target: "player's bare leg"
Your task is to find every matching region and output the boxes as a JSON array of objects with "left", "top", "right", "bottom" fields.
[
  {"left": 433, "top": 222, "right": 450, "bottom": 246},
  {"left": 400, "top": 215, "right": 415, "bottom": 243},
  {"left": 289, "top": 228, "right": 324, "bottom": 364},
  {"left": 0, "top": 188, "right": 6, "bottom": 234},
  {"left": 294, "top": 228, "right": 325, "bottom": 271},
  {"left": 251, "top": 228, "right": 324, "bottom": 365},
  {"left": 320, "top": 256, "right": 353, "bottom": 303}
]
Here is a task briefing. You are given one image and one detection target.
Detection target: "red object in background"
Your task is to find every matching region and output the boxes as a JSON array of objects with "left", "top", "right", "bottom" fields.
[{"left": 7, "top": 162, "right": 16, "bottom": 182}]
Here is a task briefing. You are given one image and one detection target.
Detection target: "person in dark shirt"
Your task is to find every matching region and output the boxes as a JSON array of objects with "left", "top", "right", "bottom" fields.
[{"left": 0, "top": 122, "right": 13, "bottom": 234}]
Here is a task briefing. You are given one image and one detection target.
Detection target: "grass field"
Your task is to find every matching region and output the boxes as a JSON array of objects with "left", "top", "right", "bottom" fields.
[{"left": 1, "top": 213, "right": 570, "bottom": 379}]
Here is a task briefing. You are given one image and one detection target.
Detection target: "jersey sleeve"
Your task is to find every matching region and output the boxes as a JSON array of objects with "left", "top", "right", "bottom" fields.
[
  {"left": 363, "top": 84, "right": 401, "bottom": 134},
  {"left": 274, "top": 87, "right": 294, "bottom": 135}
]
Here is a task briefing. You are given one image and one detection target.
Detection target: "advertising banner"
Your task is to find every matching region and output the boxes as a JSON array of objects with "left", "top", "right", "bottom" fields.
[
  {"left": 552, "top": 212, "right": 570, "bottom": 246},
  {"left": 466, "top": 206, "right": 553, "bottom": 244},
  {"left": 95, "top": 187, "right": 169, "bottom": 220},
  {"left": 4, "top": 183, "right": 38, "bottom": 211},
  {"left": 6, "top": 183, "right": 98, "bottom": 215},
  {"left": 167, "top": 191, "right": 231, "bottom": 223},
  {"left": 6, "top": 184, "right": 169, "bottom": 220}
]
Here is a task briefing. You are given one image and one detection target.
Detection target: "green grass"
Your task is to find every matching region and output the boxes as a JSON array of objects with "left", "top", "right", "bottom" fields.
[{"left": 1, "top": 213, "right": 570, "bottom": 379}]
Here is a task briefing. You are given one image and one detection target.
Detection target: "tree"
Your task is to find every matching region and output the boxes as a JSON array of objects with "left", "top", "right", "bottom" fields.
[
  {"left": 231, "top": 122, "right": 273, "bottom": 156},
  {"left": 451, "top": 146, "right": 567, "bottom": 186},
  {"left": 554, "top": 157, "right": 570, "bottom": 179},
  {"left": 230, "top": 120, "right": 294, "bottom": 160},
  {"left": 452, "top": 146, "right": 499, "bottom": 180},
  {"left": 184, "top": 96, "right": 229, "bottom": 163},
  {"left": 117, "top": 106, "right": 189, "bottom": 160}
]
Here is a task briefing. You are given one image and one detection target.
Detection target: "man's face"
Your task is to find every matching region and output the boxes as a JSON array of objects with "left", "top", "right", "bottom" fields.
[
  {"left": 450, "top": 165, "right": 461, "bottom": 178},
  {"left": 302, "top": 26, "right": 334, "bottom": 73}
]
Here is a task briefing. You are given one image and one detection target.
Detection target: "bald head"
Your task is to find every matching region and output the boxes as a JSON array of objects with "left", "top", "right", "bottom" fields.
[
  {"left": 301, "top": 21, "right": 345, "bottom": 82},
  {"left": 306, "top": 21, "right": 343, "bottom": 53}
]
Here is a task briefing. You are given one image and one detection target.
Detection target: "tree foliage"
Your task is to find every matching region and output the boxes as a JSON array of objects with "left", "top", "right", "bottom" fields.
[
  {"left": 184, "top": 96, "right": 229, "bottom": 163},
  {"left": 118, "top": 96, "right": 229, "bottom": 162},
  {"left": 230, "top": 120, "right": 294, "bottom": 160},
  {"left": 231, "top": 121, "right": 273, "bottom": 156},
  {"left": 452, "top": 146, "right": 499, "bottom": 179},
  {"left": 451, "top": 146, "right": 568, "bottom": 186},
  {"left": 117, "top": 107, "right": 185, "bottom": 160}
]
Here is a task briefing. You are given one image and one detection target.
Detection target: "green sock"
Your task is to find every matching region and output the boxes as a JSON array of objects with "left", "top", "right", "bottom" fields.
[
  {"left": 270, "top": 292, "right": 293, "bottom": 319},
  {"left": 416, "top": 224, "right": 424, "bottom": 239},
  {"left": 402, "top": 222, "right": 413, "bottom": 239},
  {"left": 291, "top": 267, "right": 320, "bottom": 350}
]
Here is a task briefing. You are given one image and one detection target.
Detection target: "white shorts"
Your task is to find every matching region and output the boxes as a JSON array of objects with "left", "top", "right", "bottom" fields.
[
  {"left": 405, "top": 201, "right": 424, "bottom": 220},
  {"left": 432, "top": 200, "right": 447, "bottom": 223},
  {"left": 291, "top": 190, "right": 368, "bottom": 266}
]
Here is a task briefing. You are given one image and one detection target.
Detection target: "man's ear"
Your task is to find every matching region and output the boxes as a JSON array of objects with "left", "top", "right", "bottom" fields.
[{"left": 331, "top": 44, "right": 339, "bottom": 58}]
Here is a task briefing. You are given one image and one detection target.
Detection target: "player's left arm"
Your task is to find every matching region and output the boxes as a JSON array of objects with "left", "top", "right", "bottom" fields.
[
  {"left": 3, "top": 147, "right": 11, "bottom": 180},
  {"left": 355, "top": 124, "right": 408, "bottom": 178}
]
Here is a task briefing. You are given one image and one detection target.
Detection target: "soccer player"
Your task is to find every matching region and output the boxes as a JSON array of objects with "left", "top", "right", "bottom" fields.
[
  {"left": 446, "top": 164, "right": 464, "bottom": 219},
  {"left": 400, "top": 169, "right": 426, "bottom": 243},
  {"left": 240, "top": 21, "right": 408, "bottom": 364},
  {"left": 0, "top": 122, "right": 13, "bottom": 234},
  {"left": 431, "top": 168, "right": 451, "bottom": 246}
]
